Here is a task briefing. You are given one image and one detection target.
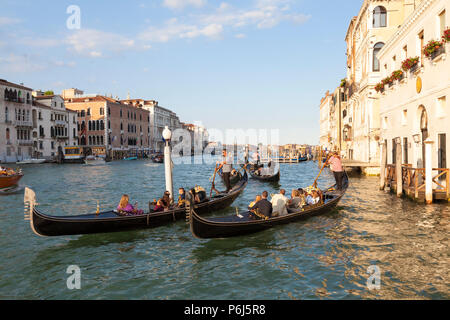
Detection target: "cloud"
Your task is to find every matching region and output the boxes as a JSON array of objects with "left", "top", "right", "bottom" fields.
[
  {"left": 0, "top": 53, "right": 45, "bottom": 73},
  {"left": 0, "top": 16, "right": 21, "bottom": 26},
  {"left": 235, "top": 33, "right": 246, "bottom": 39},
  {"left": 65, "top": 29, "right": 136, "bottom": 57},
  {"left": 163, "top": 0, "right": 207, "bottom": 10}
]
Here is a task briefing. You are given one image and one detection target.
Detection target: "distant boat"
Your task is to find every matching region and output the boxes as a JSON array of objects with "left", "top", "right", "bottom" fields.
[
  {"left": 84, "top": 156, "right": 107, "bottom": 166},
  {"left": 123, "top": 156, "right": 137, "bottom": 161},
  {"left": 0, "top": 167, "right": 23, "bottom": 189},
  {"left": 16, "top": 159, "right": 46, "bottom": 165}
]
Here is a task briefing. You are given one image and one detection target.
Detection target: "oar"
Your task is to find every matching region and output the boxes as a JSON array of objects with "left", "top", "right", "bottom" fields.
[
  {"left": 209, "top": 165, "right": 220, "bottom": 198},
  {"left": 312, "top": 154, "right": 331, "bottom": 188}
]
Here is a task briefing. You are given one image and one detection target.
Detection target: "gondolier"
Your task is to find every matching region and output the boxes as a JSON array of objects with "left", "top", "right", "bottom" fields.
[
  {"left": 218, "top": 149, "right": 233, "bottom": 192},
  {"left": 326, "top": 152, "right": 344, "bottom": 191}
]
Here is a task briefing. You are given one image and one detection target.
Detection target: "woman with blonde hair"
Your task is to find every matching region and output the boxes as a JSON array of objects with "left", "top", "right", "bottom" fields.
[{"left": 117, "top": 194, "right": 143, "bottom": 215}]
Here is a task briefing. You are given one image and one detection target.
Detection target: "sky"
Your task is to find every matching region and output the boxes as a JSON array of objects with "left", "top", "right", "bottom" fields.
[{"left": 0, "top": 0, "right": 363, "bottom": 145}]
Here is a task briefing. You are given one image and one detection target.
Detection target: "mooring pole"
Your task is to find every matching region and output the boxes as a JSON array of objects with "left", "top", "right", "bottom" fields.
[{"left": 162, "top": 126, "right": 173, "bottom": 202}]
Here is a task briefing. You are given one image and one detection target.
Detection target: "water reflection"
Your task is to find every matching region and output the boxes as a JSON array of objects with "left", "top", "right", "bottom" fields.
[{"left": 0, "top": 160, "right": 448, "bottom": 299}]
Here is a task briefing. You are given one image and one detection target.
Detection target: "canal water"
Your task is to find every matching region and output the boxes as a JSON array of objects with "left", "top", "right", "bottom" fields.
[{"left": 0, "top": 159, "right": 448, "bottom": 299}]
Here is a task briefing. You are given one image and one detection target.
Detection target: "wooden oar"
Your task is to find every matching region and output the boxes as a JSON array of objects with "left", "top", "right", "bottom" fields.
[
  {"left": 312, "top": 154, "right": 331, "bottom": 188},
  {"left": 209, "top": 165, "right": 220, "bottom": 198}
]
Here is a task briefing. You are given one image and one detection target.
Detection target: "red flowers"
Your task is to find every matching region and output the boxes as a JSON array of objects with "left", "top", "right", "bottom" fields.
[
  {"left": 401, "top": 57, "right": 419, "bottom": 71},
  {"left": 443, "top": 28, "right": 450, "bottom": 42},
  {"left": 423, "top": 39, "right": 444, "bottom": 57},
  {"left": 391, "top": 70, "right": 404, "bottom": 81}
]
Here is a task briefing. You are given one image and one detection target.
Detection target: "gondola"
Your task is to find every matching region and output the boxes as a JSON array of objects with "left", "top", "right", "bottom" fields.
[
  {"left": 249, "top": 168, "right": 280, "bottom": 182},
  {"left": 24, "top": 171, "right": 248, "bottom": 237},
  {"left": 219, "top": 170, "right": 242, "bottom": 187},
  {"left": 188, "top": 173, "right": 348, "bottom": 239}
]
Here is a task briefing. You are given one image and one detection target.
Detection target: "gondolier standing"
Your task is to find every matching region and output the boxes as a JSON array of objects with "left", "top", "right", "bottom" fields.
[
  {"left": 326, "top": 151, "right": 344, "bottom": 191},
  {"left": 218, "top": 149, "right": 233, "bottom": 192}
]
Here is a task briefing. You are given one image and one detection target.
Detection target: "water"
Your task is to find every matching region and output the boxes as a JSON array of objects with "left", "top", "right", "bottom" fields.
[{"left": 0, "top": 159, "right": 449, "bottom": 299}]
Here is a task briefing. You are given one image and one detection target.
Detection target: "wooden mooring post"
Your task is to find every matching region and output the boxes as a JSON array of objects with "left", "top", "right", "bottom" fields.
[
  {"left": 379, "top": 141, "right": 387, "bottom": 190},
  {"left": 425, "top": 139, "right": 434, "bottom": 204},
  {"left": 396, "top": 141, "right": 403, "bottom": 198}
]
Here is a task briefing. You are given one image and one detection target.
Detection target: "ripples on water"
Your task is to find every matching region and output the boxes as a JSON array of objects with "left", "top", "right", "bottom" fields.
[{"left": 0, "top": 159, "right": 448, "bottom": 299}]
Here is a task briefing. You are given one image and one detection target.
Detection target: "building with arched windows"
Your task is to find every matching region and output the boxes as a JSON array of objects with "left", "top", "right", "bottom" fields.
[
  {"left": 377, "top": 0, "right": 449, "bottom": 202},
  {"left": 340, "top": 0, "right": 425, "bottom": 174},
  {"left": 0, "top": 79, "right": 34, "bottom": 163}
]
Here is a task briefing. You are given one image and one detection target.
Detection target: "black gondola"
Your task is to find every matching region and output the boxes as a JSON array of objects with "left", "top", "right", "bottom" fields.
[
  {"left": 249, "top": 168, "right": 280, "bottom": 182},
  {"left": 219, "top": 170, "right": 242, "bottom": 187},
  {"left": 188, "top": 173, "right": 348, "bottom": 239},
  {"left": 24, "top": 172, "right": 248, "bottom": 237}
]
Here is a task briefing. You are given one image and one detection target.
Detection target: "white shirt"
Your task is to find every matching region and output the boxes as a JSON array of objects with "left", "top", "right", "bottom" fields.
[{"left": 271, "top": 194, "right": 289, "bottom": 216}]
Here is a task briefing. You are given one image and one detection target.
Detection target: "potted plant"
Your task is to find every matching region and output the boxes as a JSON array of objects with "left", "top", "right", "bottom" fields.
[
  {"left": 382, "top": 76, "right": 394, "bottom": 88},
  {"left": 340, "top": 79, "right": 347, "bottom": 88},
  {"left": 442, "top": 28, "right": 450, "bottom": 42},
  {"left": 401, "top": 57, "right": 420, "bottom": 72},
  {"left": 375, "top": 83, "right": 384, "bottom": 93},
  {"left": 391, "top": 70, "right": 404, "bottom": 82},
  {"left": 423, "top": 39, "right": 445, "bottom": 59}
]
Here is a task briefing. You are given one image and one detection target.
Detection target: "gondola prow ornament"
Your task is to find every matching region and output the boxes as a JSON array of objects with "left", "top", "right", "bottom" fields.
[{"left": 162, "top": 126, "right": 174, "bottom": 202}]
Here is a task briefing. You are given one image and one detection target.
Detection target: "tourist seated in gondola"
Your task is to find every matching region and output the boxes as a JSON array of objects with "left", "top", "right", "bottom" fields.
[
  {"left": 248, "top": 194, "right": 262, "bottom": 210},
  {"left": 117, "top": 194, "right": 144, "bottom": 216},
  {"left": 306, "top": 190, "right": 321, "bottom": 206},
  {"left": 271, "top": 189, "right": 289, "bottom": 217},
  {"left": 153, "top": 199, "right": 166, "bottom": 212},
  {"left": 190, "top": 188, "right": 202, "bottom": 204},
  {"left": 249, "top": 191, "right": 272, "bottom": 219},
  {"left": 161, "top": 191, "right": 172, "bottom": 209},
  {"left": 177, "top": 188, "right": 186, "bottom": 207},
  {"left": 288, "top": 189, "right": 304, "bottom": 209}
]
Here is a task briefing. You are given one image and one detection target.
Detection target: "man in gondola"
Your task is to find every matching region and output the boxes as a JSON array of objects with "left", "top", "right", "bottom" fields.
[
  {"left": 250, "top": 191, "right": 272, "bottom": 219},
  {"left": 326, "top": 151, "right": 344, "bottom": 191},
  {"left": 217, "top": 149, "right": 233, "bottom": 193}
]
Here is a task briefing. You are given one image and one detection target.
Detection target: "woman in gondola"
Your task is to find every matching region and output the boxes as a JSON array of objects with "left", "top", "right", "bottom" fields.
[{"left": 117, "top": 194, "right": 144, "bottom": 215}]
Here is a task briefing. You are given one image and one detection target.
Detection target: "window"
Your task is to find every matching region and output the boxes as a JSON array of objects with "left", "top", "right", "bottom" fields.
[
  {"left": 439, "top": 10, "right": 446, "bottom": 37},
  {"left": 87, "top": 108, "right": 91, "bottom": 116},
  {"left": 373, "top": 42, "right": 385, "bottom": 72},
  {"left": 100, "top": 108, "right": 104, "bottom": 115},
  {"left": 403, "top": 137, "right": 408, "bottom": 164},
  {"left": 418, "top": 30, "right": 424, "bottom": 66},
  {"left": 402, "top": 45, "right": 408, "bottom": 60},
  {"left": 402, "top": 109, "right": 407, "bottom": 125},
  {"left": 373, "top": 6, "right": 387, "bottom": 28},
  {"left": 437, "top": 96, "right": 446, "bottom": 118}
]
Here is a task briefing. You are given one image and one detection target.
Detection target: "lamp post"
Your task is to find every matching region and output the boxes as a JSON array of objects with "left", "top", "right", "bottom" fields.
[{"left": 162, "top": 126, "right": 173, "bottom": 201}]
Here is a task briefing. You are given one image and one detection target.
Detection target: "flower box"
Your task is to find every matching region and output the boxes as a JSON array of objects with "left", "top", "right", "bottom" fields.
[
  {"left": 430, "top": 45, "right": 445, "bottom": 60},
  {"left": 424, "top": 39, "right": 445, "bottom": 59}
]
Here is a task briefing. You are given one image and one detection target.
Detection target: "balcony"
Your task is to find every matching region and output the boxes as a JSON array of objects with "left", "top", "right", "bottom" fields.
[
  {"left": 4, "top": 97, "right": 25, "bottom": 104},
  {"left": 430, "top": 45, "right": 445, "bottom": 61},
  {"left": 14, "top": 119, "right": 33, "bottom": 127},
  {"left": 55, "top": 135, "right": 68, "bottom": 140},
  {"left": 18, "top": 139, "right": 33, "bottom": 146},
  {"left": 409, "top": 63, "right": 420, "bottom": 75},
  {"left": 55, "top": 120, "right": 67, "bottom": 126}
]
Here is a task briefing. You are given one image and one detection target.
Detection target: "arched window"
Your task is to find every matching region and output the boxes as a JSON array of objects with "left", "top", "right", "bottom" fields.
[
  {"left": 6, "top": 128, "right": 10, "bottom": 140},
  {"left": 373, "top": 42, "right": 384, "bottom": 72},
  {"left": 373, "top": 6, "right": 387, "bottom": 28},
  {"left": 88, "top": 121, "right": 92, "bottom": 131}
]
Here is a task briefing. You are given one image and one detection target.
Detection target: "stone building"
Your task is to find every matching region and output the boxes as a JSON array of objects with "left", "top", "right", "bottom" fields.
[{"left": 0, "top": 79, "right": 34, "bottom": 163}]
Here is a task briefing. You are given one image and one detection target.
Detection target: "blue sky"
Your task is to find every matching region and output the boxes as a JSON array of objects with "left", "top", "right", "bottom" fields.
[{"left": 0, "top": 0, "right": 363, "bottom": 145}]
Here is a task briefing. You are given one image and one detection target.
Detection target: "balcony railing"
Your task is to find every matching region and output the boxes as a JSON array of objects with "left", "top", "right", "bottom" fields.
[
  {"left": 14, "top": 119, "right": 33, "bottom": 127},
  {"left": 430, "top": 45, "right": 446, "bottom": 60},
  {"left": 18, "top": 139, "right": 33, "bottom": 146}
]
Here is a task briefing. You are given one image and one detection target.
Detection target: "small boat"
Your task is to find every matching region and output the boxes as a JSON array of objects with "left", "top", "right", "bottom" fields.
[
  {"left": 84, "top": 156, "right": 107, "bottom": 166},
  {"left": 0, "top": 167, "right": 24, "bottom": 189},
  {"left": 16, "top": 159, "right": 46, "bottom": 165},
  {"left": 249, "top": 167, "right": 280, "bottom": 182},
  {"left": 188, "top": 173, "right": 349, "bottom": 239},
  {"left": 123, "top": 156, "right": 137, "bottom": 161},
  {"left": 152, "top": 155, "right": 164, "bottom": 163},
  {"left": 24, "top": 171, "right": 248, "bottom": 237}
]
